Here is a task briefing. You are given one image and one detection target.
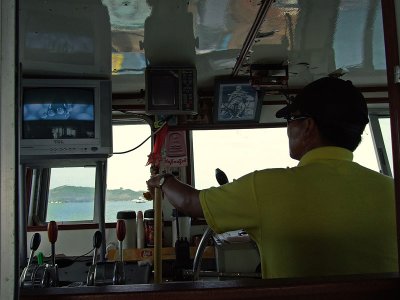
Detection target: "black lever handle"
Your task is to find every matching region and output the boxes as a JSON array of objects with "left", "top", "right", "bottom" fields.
[
  {"left": 215, "top": 168, "right": 229, "bottom": 185},
  {"left": 30, "top": 233, "right": 41, "bottom": 251},
  {"left": 26, "top": 233, "right": 42, "bottom": 268},
  {"left": 93, "top": 231, "right": 102, "bottom": 249}
]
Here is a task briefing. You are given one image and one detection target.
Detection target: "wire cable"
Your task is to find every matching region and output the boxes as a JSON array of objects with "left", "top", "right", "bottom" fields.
[
  {"left": 112, "top": 121, "right": 167, "bottom": 155},
  {"left": 71, "top": 248, "right": 95, "bottom": 262}
]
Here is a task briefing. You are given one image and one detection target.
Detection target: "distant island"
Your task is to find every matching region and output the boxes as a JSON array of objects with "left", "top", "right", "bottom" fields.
[{"left": 48, "top": 185, "right": 146, "bottom": 202}]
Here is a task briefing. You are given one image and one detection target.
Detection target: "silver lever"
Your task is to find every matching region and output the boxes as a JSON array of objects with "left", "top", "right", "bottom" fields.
[
  {"left": 87, "top": 230, "right": 102, "bottom": 286},
  {"left": 113, "top": 219, "right": 126, "bottom": 285},
  {"left": 19, "top": 233, "right": 41, "bottom": 287},
  {"left": 28, "top": 233, "right": 41, "bottom": 268},
  {"left": 45, "top": 220, "right": 59, "bottom": 287}
]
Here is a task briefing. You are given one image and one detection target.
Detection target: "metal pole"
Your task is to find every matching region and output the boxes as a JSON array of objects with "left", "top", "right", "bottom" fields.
[
  {"left": 95, "top": 161, "right": 107, "bottom": 261},
  {"left": 153, "top": 187, "right": 162, "bottom": 283}
]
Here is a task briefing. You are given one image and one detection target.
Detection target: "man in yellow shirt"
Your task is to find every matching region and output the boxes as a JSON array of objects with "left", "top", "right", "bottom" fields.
[{"left": 147, "top": 77, "right": 398, "bottom": 278}]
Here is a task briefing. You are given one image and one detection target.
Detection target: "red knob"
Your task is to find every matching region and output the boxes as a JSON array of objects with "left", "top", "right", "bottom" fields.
[
  {"left": 47, "top": 221, "right": 58, "bottom": 244},
  {"left": 116, "top": 219, "right": 126, "bottom": 242}
]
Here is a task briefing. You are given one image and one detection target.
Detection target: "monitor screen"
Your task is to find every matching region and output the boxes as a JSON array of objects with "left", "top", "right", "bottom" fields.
[
  {"left": 22, "top": 87, "right": 95, "bottom": 139},
  {"left": 147, "top": 71, "right": 179, "bottom": 111},
  {"left": 150, "top": 73, "right": 178, "bottom": 106}
]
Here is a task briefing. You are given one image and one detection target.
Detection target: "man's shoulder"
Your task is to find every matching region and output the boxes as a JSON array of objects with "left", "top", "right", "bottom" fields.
[{"left": 353, "top": 162, "right": 394, "bottom": 181}]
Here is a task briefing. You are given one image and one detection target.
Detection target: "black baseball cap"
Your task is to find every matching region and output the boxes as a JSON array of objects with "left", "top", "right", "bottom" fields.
[{"left": 276, "top": 77, "right": 369, "bottom": 133}]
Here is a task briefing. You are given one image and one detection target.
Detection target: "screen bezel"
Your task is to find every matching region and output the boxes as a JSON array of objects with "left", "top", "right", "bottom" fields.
[
  {"left": 145, "top": 67, "right": 198, "bottom": 115},
  {"left": 19, "top": 78, "right": 112, "bottom": 164}
]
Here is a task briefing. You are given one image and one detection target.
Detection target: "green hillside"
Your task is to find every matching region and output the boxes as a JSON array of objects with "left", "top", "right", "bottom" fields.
[{"left": 48, "top": 185, "right": 145, "bottom": 202}]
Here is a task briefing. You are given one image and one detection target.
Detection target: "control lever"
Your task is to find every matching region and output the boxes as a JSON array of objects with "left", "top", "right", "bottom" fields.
[
  {"left": 48, "top": 221, "right": 58, "bottom": 267},
  {"left": 28, "top": 233, "right": 42, "bottom": 266},
  {"left": 113, "top": 219, "right": 126, "bottom": 285},
  {"left": 19, "top": 233, "right": 41, "bottom": 288},
  {"left": 29, "top": 221, "right": 59, "bottom": 288},
  {"left": 87, "top": 230, "right": 102, "bottom": 286},
  {"left": 45, "top": 220, "right": 59, "bottom": 287},
  {"left": 92, "top": 225, "right": 123, "bottom": 286}
]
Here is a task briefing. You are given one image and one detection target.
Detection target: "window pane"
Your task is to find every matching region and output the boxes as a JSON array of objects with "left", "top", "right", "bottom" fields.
[
  {"left": 105, "top": 123, "right": 153, "bottom": 222},
  {"left": 353, "top": 125, "right": 380, "bottom": 172},
  {"left": 192, "top": 128, "right": 297, "bottom": 189},
  {"left": 378, "top": 117, "right": 393, "bottom": 174},
  {"left": 193, "top": 127, "right": 379, "bottom": 190},
  {"left": 47, "top": 167, "right": 96, "bottom": 222}
]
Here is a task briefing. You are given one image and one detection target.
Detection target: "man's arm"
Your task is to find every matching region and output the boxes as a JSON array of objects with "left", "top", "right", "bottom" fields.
[{"left": 146, "top": 174, "right": 204, "bottom": 218}]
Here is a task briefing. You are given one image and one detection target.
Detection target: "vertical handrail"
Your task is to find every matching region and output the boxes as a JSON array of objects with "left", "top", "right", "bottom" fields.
[{"left": 154, "top": 187, "right": 163, "bottom": 283}]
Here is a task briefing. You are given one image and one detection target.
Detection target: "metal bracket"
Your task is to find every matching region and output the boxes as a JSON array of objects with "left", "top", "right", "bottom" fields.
[{"left": 394, "top": 65, "right": 400, "bottom": 84}]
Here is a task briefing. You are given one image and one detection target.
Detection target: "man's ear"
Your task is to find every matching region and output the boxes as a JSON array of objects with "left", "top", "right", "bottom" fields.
[{"left": 301, "top": 118, "right": 319, "bottom": 144}]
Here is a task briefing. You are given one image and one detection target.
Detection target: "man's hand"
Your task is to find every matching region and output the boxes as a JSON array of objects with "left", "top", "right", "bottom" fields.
[
  {"left": 146, "top": 174, "right": 162, "bottom": 200},
  {"left": 142, "top": 191, "right": 153, "bottom": 200}
]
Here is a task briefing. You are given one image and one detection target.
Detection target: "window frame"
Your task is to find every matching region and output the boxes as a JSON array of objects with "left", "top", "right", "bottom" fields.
[
  {"left": 27, "top": 163, "right": 105, "bottom": 226},
  {"left": 104, "top": 117, "right": 153, "bottom": 223},
  {"left": 369, "top": 109, "right": 392, "bottom": 177}
]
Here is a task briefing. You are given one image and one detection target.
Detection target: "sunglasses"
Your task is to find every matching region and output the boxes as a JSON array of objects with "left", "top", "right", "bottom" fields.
[{"left": 285, "top": 115, "right": 311, "bottom": 123}]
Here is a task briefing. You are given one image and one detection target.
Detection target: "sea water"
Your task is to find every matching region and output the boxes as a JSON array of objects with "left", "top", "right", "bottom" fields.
[{"left": 46, "top": 200, "right": 153, "bottom": 223}]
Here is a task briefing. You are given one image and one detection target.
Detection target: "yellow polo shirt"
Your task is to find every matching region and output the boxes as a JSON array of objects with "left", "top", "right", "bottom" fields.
[{"left": 200, "top": 147, "right": 398, "bottom": 278}]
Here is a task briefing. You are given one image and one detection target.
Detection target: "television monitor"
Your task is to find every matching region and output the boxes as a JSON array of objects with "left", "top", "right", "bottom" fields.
[
  {"left": 20, "top": 78, "right": 113, "bottom": 166},
  {"left": 145, "top": 67, "right": 197, "bottom": 115}
]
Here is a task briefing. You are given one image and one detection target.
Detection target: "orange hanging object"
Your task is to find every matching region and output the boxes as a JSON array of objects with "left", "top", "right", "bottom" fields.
[{"left": 146, "top": 124, "right": 169, "bottom": 167}]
